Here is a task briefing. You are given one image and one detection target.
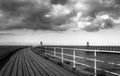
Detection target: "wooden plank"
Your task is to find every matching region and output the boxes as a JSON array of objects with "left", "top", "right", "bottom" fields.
[
  {"left": 32, "top": 57, "right": 56, "bottom": 76},
  {"left": 26, "top": 51, "right": 50, "bottom": 76},
  {"left": 31, "top": 59, "right": 49, "bottom": 76},
  {"left": 10, "top": 53, "right": 20, "bottom": 76},
  {"left": 31, "top": 49, "right": 66, "bottom": 76},
  {"left": 21, "top": 52, "right": 30, "bottom": 76},
  {"left": 17, "top": 52, "right": 23, "bottom": 76},
  {"left": 0, "top": 51, "right": 18, "bottom": 74},
  {"left": 33, "top": 54, "right": 64, "bottom": 76},
  {"left": 30, "top": 48, "right": 78, "bottom": 76},
  {"left": 29, "top": 49, "right": 75, "bottom": 76},
  {"left": 26, "top": 54, "right": 42, "bottom": 76},
  {"left": 1, "top": 48, "right": 79, "bottom": 76},
  {"left": 0, "top": 52, "right": 19, "bottom": 76},
  {"left": 24, "top": 54, "right": 35, "bottom": 76},
  {"left": 27, "top": 49, "right": 56, "bottom": 76}
]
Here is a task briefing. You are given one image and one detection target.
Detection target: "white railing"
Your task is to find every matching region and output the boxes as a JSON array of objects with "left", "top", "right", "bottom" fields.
[{"left": 38, "top": 46, "right": 120, "bottom": 76}]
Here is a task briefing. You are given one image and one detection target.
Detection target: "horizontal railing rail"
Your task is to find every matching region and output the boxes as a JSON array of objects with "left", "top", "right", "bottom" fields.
[{"left": 36, "top": 46, "right": 120, "bottom": 76}]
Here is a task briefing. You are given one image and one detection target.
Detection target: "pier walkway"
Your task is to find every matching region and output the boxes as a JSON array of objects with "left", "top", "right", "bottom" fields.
[{"left": 0, "top": 48, "right": 79, "bottom": 76}]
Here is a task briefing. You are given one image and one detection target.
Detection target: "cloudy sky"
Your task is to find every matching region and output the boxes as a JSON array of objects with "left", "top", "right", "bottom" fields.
[{"left": 0, "top": 0, "right": 120, "bottom": 45}]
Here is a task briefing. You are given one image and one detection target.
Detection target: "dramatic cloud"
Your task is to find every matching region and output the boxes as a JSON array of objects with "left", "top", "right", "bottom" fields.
[{"left": 0, "top": 0, "right": 120, "bottom": 32}]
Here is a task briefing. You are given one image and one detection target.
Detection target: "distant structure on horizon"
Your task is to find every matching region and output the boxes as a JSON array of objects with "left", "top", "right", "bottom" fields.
[
  {"left": 86, "top": 41, "right": 89, "bottom": 46},
  {"left": 40, "top": 41, "right": 43, "bottom": 46},
  {"left": 38, "top": 41, "right": 120, "bottom": 51}
]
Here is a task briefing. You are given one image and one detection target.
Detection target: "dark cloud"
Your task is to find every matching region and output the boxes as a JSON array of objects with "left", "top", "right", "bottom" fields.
[
  {"left": 102, "top": 19, "right": 115, "bottom": 29},
  {"left": 0, "top": 0, "right": 33, "bottom": 16},
  {"left": 52, "top": 17, "right": 68, "bottom": 25},
  {"left": 83, "top": 0, "right": 120, "bottom": 18},
  {"left": 0, "top": 0, "right": 119, "bottom": 32},
  {"left": 50, "top": 0, "right": 67, "bottom": 5},
  {"left": 0, "top": 0, "right": 69, "bottom": 31},
  {"left": 115, "top": 0, "right": 120, "bottom": 5},
  {"left": 83, "top": 25, "right": 100, "bottom": 32},
  {"left": 1, "top": 20, "right": 66, "bottom": 31},
  {"left": 72, "top": 0, "right": 120, "bottom": 32},
  {"left": 83, "top": 19, "right": 115, "bottom": 32},
  {"left": 23, "top": 7, "right": 52, "bottom": 27}
]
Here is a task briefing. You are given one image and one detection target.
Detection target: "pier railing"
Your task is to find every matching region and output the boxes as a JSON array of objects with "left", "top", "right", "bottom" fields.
[{"left": 37, "top": 46, "right": 120, "bottom": 76}]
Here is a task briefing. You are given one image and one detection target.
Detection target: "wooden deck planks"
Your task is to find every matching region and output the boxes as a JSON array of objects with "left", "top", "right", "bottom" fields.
[
  {"left": 21, "top": 52, "right": 30, "bottom": 76},
  {"left": 10, "top": 52, "right": 20, "bottom": 76},
  {"left": 31, "top": 59, "right": 50, "bottom": 76},
  {"left": 26, "top": 55, "right": 42, "bottom": 76},
  {"left": 24, "top": 54, "right": 35, "bottom": 76},
  {"left": 26, "top": 51, "right": 56, "bottom": 76},
  {"left": 0, "top": 48, "right": 79, "bottom": 76},
  {"left": 29, "top": 52, "right": 63, "bottom": 76},
  {"left": 17, "top": 52, "right": 23, "bottom": 76},
  {"left": 27, "top": 49, "right": 78, "bottom": 76},
  {"left": 30, "top": 51, "right": 72, "bottom": 76},
  {"left": 0, "top": 51, "right": 19, "bottom": 76}
]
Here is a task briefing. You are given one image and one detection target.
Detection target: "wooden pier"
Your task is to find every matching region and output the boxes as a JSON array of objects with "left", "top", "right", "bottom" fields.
[{"left": 0, "top": 48, "right": 80, "bottom": 76}]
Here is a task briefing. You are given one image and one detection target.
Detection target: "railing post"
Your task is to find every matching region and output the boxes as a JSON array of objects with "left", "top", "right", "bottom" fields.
[
  {"left": 61, "top": 48, "right": 64, "bottom": 63},
  {"left": 94, "top": 50, "right": 97, "bottom": 76},
  {"left": 54, "top": 47, "right": 56, "bottom": 57},
  {"left": 73, "top": 49, "right": 76, "bottom": 68},
  {"left": 44, "top": 47, "right": 46, "bottom": 56},
  {"left": 40, "top": 46, "right": 42, "bottom": 53}
]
